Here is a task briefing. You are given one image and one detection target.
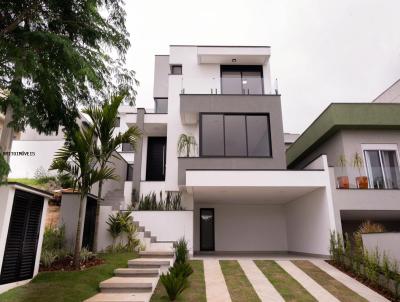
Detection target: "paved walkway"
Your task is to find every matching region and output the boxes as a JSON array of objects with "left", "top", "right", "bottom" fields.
[
  {"left": 311, "top": 260, "right": 390, "bottom": 302},
  {"left": 203, "top": 259, "right": 232, "bottom": 302},
  {"left": 239, "top": 260, "right": 284, "bottom": 302},
  {"left": 276, "top": 260, "right": 340, "bottom": 302}
]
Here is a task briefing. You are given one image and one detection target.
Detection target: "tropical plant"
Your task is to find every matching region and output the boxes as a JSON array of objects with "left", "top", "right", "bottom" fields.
[
  {"left": 40, "top": 250, "right": 58, "bottom": 268},
  {"left": 137, "top": 191, "right": 183, "bottom": 211},
  {"left": 352, "top": 152, "right": 364, "bottom": 176},
  {"left": 83, "top": 94, "right": 141, "bottom": 252},
  {"left": 174, "top": 238, "right": 189, "bottom": 265},
  {"left": 42, "top": 225, "right": 66, "bottom": 251},
  {"left": 177, "top": 134, "right": 197, "bottom": 157},
  {"left": 0, "top": 0, "right": 138, "bottom": 182},
  {"left": 160, "top": 272, "right": 189, "bottom": 301},
  {"left": 106, "top": 212, "right": 126, "bottom": 249},
  {"left": 169, "top": 262, "right": 194, "bottom": 279},
  {"left": 79, "top": 247, "right": 96, "bottom": 264},
  {"left": 337, "top": 154, "right": 347, "bottom": 176},
  {"left": 106, "top": 211, "right": 140, "bottom": 252},
  {"left": 50, "top": 126, "right": 115, "bottom": 268}
]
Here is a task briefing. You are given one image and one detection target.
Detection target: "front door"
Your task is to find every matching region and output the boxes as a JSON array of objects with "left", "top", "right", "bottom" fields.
[
  {"left": 82, "top": 196, "right": 97, "bottom": 251},
  {"left": 0, "top": 190, "right": 44, "bottom": 285},
  {"left": 146, "top": 137, "right": 167, "bottom": 181},
  {"left": 200, "top": 208, "right": 215, "bottom": 251}
]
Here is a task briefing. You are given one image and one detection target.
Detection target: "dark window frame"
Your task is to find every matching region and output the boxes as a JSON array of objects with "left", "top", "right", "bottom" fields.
[
  {"left": 170, "top": 64, "right": 182, "bottom": 75},
  {"left": 199, "top": 113, "right": 272, "bottom": 158},
  {"left": 220, "top": 65, "right": 264, "bottom": 95},
  {"left": 126, "top": 164, "right": 134, "bottom": 181}
]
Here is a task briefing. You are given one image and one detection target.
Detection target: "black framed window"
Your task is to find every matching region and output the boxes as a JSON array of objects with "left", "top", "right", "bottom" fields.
[
  {"left": 155, "top": 98, "right": 168, "bottom": 113},
  {"left": 171, "top": 65, "right": 182, "bottom": 75},
  {"left": 122, "top": 142, "right": 134, "bottom": 152},
  {"left": 200, "top": 113, "right": 271, "bottom": 157},
  {"left": 221, "top": 65, "right": 263, "bottom": 95}
]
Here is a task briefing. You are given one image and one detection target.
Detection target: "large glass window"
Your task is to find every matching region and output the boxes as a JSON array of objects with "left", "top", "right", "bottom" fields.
[
  {"left": 200, "top": 114, "right": 271, "bottom": 157},
  {"left": 246, "top": 115, "right": 271, "bottom": 156},
  {"left": 201, "top": 114, "right": 224, "bottom": 156},
  {"left": 364, "top": 148, "right": 400, "bottom": 189},
  {"left": 221, "top": 66, "right": 263, "bottom": 94}
]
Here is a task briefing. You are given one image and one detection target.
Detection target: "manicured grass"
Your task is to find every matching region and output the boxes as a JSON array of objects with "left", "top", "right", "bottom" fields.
[
  {"left": 293, "top": 260, "right": 367, "bottom": 302},
  {"left": 255, "top": 260, "right": 316, "bottom": 302},
  {"left": 8, "top": 178, "right": 43, "bottom": 187},
  {"left": 219, "top": 260, "right": 260, "bottom": 302},
  {"left": 0, "top": 252, "right": 136, "bottom": 302},
  {"left": 150, "top": 260, "right": 206, "bottom": 302}
]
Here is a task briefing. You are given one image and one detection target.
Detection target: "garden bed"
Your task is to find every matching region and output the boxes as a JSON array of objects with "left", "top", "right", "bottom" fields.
[
  {"left": 326, "top": 260, "right": 397, "bottom": 302},
  {"left": 39, "top": 255, "right": 105, "bottom": 272}
]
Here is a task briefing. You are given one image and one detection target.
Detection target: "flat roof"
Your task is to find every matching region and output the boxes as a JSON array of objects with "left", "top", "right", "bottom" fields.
[{"left": 286, "top": 103, "right": 400, "bottom": 168}]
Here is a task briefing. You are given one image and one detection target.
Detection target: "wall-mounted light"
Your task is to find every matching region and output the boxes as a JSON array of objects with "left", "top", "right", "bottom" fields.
[{"left": 232, "top": 58, "right": 237, "bottom": 62}]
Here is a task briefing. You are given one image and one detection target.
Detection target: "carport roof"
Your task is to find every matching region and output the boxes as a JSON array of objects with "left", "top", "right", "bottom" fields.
[{"left": 286, "top": 103, "right": 400, "bottom": 168}]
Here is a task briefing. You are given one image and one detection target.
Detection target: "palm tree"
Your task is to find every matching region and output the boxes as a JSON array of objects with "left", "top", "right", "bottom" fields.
[
  {"left": 177, "top": 134, "right": 197, "bottom": 157},
  {"left": 50, "top": 126, "right": 115, "bottom": 268},
  {"left": 83, "top": 94, "right": 141, "bottom": 252}
]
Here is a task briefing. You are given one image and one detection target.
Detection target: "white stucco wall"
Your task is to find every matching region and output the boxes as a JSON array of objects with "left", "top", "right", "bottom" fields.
[
  {"left": 96, "top": 206, "right": 114, "bottom": 251},
  {"left": 285, "top": 188, "right": 332, "bottom": 256},
  {"left": 132, "top": 211, "right": 194, "bottom": 253},
  {"left": 194, "top": 203, "right": 288, "bottom": 252},
  {"left": 362, "top": 233, "right": 400, "bottom": 263},
  {"left": 9, "top": 140, "right": 64, "bottom": 178}
]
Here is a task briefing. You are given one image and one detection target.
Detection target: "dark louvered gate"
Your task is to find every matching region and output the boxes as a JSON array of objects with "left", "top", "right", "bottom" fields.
[{"left": 0, "top": 190, "right": 44, "bottom": 284}]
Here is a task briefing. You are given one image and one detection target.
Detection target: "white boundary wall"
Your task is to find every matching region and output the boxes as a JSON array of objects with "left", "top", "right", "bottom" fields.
[
  {"left": 132, "top": 211, "right": 194, "bottom": 253},
  {"left": 362, "top": 233, "right": 400, "bottom": 263}
]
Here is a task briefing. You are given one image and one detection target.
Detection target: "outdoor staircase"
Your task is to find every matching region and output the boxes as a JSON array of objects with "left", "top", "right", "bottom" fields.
[
  {"left": 85, "top": 221, "right": 175, "bottom": 302},
  {"left": 103, "top": 189, "right": 125, "bottom": 210}
]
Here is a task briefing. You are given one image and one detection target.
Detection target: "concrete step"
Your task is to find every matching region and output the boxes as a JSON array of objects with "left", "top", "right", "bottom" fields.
[
  {"left": 114, "top": 268, "right": 159, "bottom": 277},
  {"left": 128, "top": 258, "right": 172, "bottom": 269},
  {"left": 143, "top": 231, "right": 151, "bottom": 238},
  {"left": 84, "top": 292, "right": 150, "bottom": 302},
  {"left": 99, "top": 277, "right": 154, "bottom": 293},
  {"left": 149, "top": 242, "right": 174, "bottom": 251},
  {"left": 139, "top": 251, "right": 174, "bottom": 258}
]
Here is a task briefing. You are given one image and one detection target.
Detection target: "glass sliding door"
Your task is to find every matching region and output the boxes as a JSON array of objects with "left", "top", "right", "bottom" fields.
[
  {"left": 221, "top": 66, "right": 263, "bottom": 94},
  {"left": 364, "top": 148, "right": 400, "bottom": 189}
]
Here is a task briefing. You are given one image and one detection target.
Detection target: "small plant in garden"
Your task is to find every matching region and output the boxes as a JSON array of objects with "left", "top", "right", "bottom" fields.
[
  {"left": 80, "top": 247, "right": 96, "bottom": 263},
  {"left": 106, "top": 211, "right": 140, "bottom": 252},
  {"left": 41, "top": 250, "right": 58, "bottom": 268},
  {"left": 137, "top": 191, "right": 183, "bottom": 211},
  {"left": 382, "top": 252, "right": 392, "bottom": 288},
  {"left": 169, "top": 262, "right": 193, "bottom": 279},
  {"left": 174, "top": 237, "right": 189, "bottom": 264},
  {"left": 107, "top": 212, "right": 125, "bottom": 249},
  {"left": 160, "top": 272, "right": 189, "bottom": 301}
]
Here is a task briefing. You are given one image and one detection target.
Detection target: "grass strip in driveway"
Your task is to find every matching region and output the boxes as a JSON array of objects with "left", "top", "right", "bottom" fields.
[
  {"left": 151, "top": 260, "right": 206, "bottom": 302},
  {"left": 0, "top": 252, "right": 136, "bottom": 302},
  {"left": 219, "top": 260, "right": 260, "bottom": 302},
  {"left": 293, "top": 260, "right": 368, "bottom": 302},
  {"left": 255, "top": 260, "right": 317, "bottom": 302}
]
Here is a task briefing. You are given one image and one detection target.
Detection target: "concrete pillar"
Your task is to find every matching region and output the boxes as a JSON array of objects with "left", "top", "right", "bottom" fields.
[{"left": 132, "top": 108, "right": 145, "bottom": 202}]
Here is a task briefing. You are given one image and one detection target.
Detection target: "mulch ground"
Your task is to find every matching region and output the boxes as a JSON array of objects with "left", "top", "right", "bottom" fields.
[
  {"left": 326, "top": 260, "right": 397, "bottom": 302},
  {"left": 40, "top": 256, "right": 105, "bottom": 272}
]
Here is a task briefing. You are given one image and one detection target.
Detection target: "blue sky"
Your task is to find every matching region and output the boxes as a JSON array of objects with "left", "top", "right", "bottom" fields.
[{"left": 125, "top": 0, "right": 400, "bottom": 133}]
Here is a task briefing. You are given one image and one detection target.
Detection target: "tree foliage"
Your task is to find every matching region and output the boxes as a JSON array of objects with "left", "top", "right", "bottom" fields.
[{"left": 0, "top": 0, "right": 138, "bottom": 134}]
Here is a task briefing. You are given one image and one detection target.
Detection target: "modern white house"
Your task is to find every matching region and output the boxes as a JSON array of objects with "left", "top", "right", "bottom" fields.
[{"left": 2, "top": 45, "right": 400, "bottom": 294}]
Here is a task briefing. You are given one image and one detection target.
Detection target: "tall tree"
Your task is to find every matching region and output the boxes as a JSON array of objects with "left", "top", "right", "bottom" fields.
[
  {"left": 83, "top": 94, "right": 141, "bottom": 252},
  {"left": 0, "top": 0, "right": 137, "bottom": 179},
  {"left": 50, "top": 125, "right": 115, "bottom": 268}
]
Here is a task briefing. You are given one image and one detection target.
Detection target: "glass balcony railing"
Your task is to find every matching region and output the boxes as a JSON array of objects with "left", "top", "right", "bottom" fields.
[{"left": 174, "top": 76, "right": 276, "bottom": 95}]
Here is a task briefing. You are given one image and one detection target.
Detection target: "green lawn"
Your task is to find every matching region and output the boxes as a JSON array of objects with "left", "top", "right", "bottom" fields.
[
  {"left": 150, "top": 260, "right": 206, "bottom": 302},
  {"left": 220, "top": 260, "right": 260, "bottom": 302},
  {"left": 293, "top": 260, "right": 367, "bottom": 302},
  {"left": 255, "top": 260, "right": 316, "bottom": 302},
  {"left": 0, "top": 252, "right": 136, "bottom": 302}
]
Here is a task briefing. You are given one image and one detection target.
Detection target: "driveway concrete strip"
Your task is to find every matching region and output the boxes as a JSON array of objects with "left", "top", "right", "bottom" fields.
[
  {"left": 203, "top": 259, "right": 232, "bottom": 302},
  {"left": 239, "top": 260, "right": 284, "bottom": 302},
  {"left": 310, "top": 260, "right": 390, "bottom": 302},
  {"left": 276, "top": 260, "right": 340, "bottom": 302}
]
